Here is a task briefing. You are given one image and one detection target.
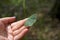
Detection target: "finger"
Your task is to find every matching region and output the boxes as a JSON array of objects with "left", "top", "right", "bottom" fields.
[
  {"left": 13, "top": 26, "right": 26, "bottom": 36},
  {"left": 0, "top": 17, "right": 16, "bottom": 25},
  {"left": 8, "top": 34, "right": 14, "bottom": 40},
  {"left": 7, "top": 25, "right": 13, "bottom": 34},
  {"left": 7, "top": 25, "right": 13, "bottom": 40},
  {"left": 11, "top": 18, "right": 28, "bottom": 31},
  {"left": 14, "top": 28, "right": 29, "bottom": 40}
]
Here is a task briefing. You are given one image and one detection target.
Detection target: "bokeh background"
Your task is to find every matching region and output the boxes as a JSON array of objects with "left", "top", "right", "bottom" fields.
[{"left": 0, "top": 0, "right": 60, "bottom": 40}]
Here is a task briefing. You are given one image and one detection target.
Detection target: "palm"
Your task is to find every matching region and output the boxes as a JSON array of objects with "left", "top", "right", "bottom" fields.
[
  {"left": 0, "top": 17, "right": 16, "bottom": 40},
  {"left": 0, "top": 21, "right": 8, "bottom": 40}
]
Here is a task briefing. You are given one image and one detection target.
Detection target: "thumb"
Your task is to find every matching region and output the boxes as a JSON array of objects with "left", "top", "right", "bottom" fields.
[{"left": 0, "top": 17, "right": 16, "bottom": 25}]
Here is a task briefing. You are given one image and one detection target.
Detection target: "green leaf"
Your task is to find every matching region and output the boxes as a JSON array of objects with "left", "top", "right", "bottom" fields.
[{"left": 24, "top": 14, "right": 37, "bottom": 26}]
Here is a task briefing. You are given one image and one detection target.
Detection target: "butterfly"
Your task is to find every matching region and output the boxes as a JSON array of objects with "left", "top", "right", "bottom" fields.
[{"left": 24, "top": 14, "right": 37, "bottom": 27}]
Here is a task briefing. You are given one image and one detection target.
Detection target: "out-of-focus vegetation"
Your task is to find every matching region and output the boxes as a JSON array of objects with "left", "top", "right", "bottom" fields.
[{"left": 0, "top": 0, "right": 60, "bottom": 40}]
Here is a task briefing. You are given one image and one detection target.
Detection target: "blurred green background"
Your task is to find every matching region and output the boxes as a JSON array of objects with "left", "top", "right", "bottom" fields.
[{"left": 0, "top": 0, "right": 60, "bottom": 40}]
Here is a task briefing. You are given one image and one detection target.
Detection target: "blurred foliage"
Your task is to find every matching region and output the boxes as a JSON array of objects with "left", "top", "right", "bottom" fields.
[{"left": 0, "top": 0, "right": 60, "bottom": 40}]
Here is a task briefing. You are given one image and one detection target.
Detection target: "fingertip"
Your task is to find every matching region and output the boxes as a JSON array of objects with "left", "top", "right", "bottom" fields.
[
  {"left": 9, "top": 17, "right": 16, "bottom": 22},
  {"left": 24, "top": 28, "right": 29, "bottom": 33},
  {"left": 21, "top": 18, "right": 28, "bottom": 22}
]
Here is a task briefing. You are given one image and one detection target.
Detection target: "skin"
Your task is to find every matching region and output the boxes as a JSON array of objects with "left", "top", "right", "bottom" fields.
[{"left": 0, "top": 17, "right": 29, "bottom": 40}]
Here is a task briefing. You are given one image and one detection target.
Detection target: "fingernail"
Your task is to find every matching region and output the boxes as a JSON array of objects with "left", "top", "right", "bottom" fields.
[{"left": 12, "top": 16, "right": 16, "bottom": 18}]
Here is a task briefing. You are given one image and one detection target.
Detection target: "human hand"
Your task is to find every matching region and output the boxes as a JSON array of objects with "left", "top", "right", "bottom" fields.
[
  {"left": 7, "top": 18, "right": 29, "bottom": 40},
  {"left": 0, "top": 17, "right": 29, "bottom": 40}
]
